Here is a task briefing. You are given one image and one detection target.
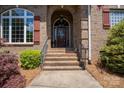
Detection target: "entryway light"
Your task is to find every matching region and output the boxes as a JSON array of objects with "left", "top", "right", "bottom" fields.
[
  {"left": 61, "top": 5, "right": 64, "bottom": 8},
  {"left": 16, "top": 5, "right": 19, "bottom": 8}
]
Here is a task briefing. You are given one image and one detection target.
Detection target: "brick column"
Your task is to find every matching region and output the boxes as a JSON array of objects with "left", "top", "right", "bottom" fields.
[
  {"left": 80, "top": 6, "right": 89, "bottom": 65},
  {"left": 80, "top": 19, "right": 89, "bottom": 60}
]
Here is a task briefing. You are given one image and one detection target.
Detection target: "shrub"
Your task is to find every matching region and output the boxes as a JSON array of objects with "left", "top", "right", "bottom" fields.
[
  {"left": 100, "top": 20, "right": 124, "bottom": 74},
  {"left": 0, "top": 53, "right": 26, "bottom": 88},
  {"left": 20, "top": 50, "right": 41, "bottom": 69}
]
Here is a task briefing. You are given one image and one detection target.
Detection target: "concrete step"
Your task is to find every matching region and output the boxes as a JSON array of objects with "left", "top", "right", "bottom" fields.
[
  {"left": 44, "top": 48, "right": 80, "bottom": 70},
  {"left": 48, "top": 48, "right": 73, "bottom": 51},
  {"left": 46, "top": 53, "right": 77, "bottom": 57},
  {"left": 45, "top": 56, "right": 78, "bottom": 61},
  {"left": 47, "top": 49, "right": 75, "bottom": 53},
  {"left": 47, "top": 50, "right": 66, "bottom": 53},
  {"left": 44, "top": 61, "right": 79, "bottom": 66},
  {"left": 43, "top": 66, "right": 82, "bottom": 71},
  {"left": 47, "top": 51, "right": 75, "bottom": 53}
]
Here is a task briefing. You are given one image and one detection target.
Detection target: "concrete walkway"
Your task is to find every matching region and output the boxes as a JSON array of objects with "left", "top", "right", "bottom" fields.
[{"left": 28, "top": 70, "right": 102, "bottom": 88}]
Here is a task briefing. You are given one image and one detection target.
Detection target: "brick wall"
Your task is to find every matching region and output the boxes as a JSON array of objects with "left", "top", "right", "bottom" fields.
[{"left": 90, "top": 5, "right": 118, "bottom": 63}]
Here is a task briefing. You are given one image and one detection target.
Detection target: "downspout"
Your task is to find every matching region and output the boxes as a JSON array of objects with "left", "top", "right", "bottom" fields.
[{"left": 88, "top": 5, "right": 91, "bottom": 64}]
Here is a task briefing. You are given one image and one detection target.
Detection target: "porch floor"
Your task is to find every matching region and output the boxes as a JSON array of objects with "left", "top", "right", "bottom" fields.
[{"left": 28, "top": 70, "right": 102, "bottom": 88}]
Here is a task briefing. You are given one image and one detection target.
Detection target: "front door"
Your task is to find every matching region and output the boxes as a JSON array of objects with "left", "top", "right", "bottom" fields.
[
  {"left": 52, "top": 17, "right": 70, "bottom": 48},
  {"left": 56, "top": 27, "right": 66, "bottom": 47}
]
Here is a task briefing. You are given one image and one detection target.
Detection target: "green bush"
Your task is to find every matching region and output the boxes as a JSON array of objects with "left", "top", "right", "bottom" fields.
[
  {"left": 100, "top": 20, "right": 124, "bottom": 74},
  {"left": 20, "top": 50, "right": 42, "bottom": 69}
]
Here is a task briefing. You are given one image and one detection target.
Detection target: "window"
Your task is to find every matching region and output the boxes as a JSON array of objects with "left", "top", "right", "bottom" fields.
[
  {"left": 12, "top": 18, "right": 24, "bottom": 42},
  {"left": 1, "top": 8, "right": 34, "bottom": 44},
  {"left": 110, "top": 10, "right": 124, "bottom": 27}
]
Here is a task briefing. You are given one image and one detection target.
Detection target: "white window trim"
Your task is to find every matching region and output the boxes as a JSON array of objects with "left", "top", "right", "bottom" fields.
[
  {"left": 10, "top": 10, "right": 12, "bottom": 43},
  {"left": 1, "top": 8, "right": 34, "bottom": 44}
]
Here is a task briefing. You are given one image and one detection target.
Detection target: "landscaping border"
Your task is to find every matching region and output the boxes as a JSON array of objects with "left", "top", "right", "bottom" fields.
[{"left": 86, "top": 62, "right": 124, "bottom": 88}]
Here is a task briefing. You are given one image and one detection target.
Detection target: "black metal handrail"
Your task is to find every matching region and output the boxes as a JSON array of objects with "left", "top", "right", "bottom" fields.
[{"left": 41, "top": 37, "right": 48, "bottom": 64}]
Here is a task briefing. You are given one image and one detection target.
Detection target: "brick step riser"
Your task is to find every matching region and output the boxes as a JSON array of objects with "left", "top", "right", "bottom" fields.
[{"left": 44, "top": 63, "right": 79, "bottom": 66}]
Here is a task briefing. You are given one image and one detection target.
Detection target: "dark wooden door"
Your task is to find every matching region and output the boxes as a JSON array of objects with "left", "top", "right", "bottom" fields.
[
  {"left": 56, "top": 27, "right": 66, "bottom": 47},
  {"left": 52, "top": 18, "right": 70, "bottom": 48}
]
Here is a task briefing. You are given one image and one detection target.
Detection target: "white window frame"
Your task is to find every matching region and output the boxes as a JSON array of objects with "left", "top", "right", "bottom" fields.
[{"left": 1, "top": 8, "right": 34, "bottom": 45}]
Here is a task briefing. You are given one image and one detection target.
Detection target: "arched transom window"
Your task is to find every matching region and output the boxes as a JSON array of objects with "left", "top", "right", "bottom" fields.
[{"left": 1, "top": 8, "right": 34, "bottom": 44}]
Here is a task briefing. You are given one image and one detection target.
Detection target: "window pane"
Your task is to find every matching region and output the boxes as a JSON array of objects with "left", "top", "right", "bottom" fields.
[
  {"left": 12, "top": 18, "right": 24, "bottom": 42},
  {"left": 26, "top": 18, "right": 33, "bottom": 42},
  {"left": 27, "top": 11, "right": 33, "bottom": 16},
  {"left": 2, "top": 8, "right": 34, "bottom": 44},
  {"left": 12, "top": 9, "right": 24, "bottom": 16},
  {"left": 110, "top": 10, "right": 124, "bottom": 26},
  {"left": 2, "top": 11, "right": 9, "bottom": 16},
  {"left": 2, "top": 18, "right": 9, "bottom": 42}
]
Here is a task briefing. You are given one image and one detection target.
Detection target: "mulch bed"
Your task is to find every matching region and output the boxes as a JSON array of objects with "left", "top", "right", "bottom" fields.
[
  {"left": 20, "top": 67, "right": 42, "bottom": 86},
  {"left": 86, "top": 61, "right": 124, "bottom": 88}
]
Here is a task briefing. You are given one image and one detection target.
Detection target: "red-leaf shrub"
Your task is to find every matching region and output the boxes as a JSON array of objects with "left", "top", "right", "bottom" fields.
[
  {"left": 2, "top": 75, "right": 26, "bottom": 88},
  {"left": 0, "top": 53, "right": 26, "bottom": 88}
]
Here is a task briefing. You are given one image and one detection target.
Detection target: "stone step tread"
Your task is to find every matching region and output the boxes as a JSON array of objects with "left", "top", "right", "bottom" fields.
[
  {"left": 46, "top": 52, "right": 77, "bottom": 55},
  {"left": 44, "top": 61, "right": 79, "bottom": 65},
  {"left": 45, "top": 60, "right": 79, "bottom": 63},
  {"left": 47, "top": 50, "right": 65, "bottom": 51},
  {"left": 45, "top": 58, "right": 78, "bottom": 61},
  {"left": 43, "top": 66, "right": 82, "bottom": 70},
  {"left": 43, "top": 65, "right": 81, "bottom": 68},
  {"left": 46, "top": 55, "right": 77, "bottom": 57},
  {"left": 43, "top": 68, "right": 82, "bottom": 71},
  {"left": 47, "top": 51, "right": 75, "bottom": 54},
  {"left": 44, "top": 63, "right": 79, "bottom": 66},
  {"left": 45, "top": 59, "right": 78, "bottom": 61},
  {"left": 48, "top": 49, "right": 74, "bottom": 51},
  {"left": 45, "top": 56, "right": 78, "bottom": 58},
  {"left": 48, "top": 48, "right": 73, "bottom": 50}
]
